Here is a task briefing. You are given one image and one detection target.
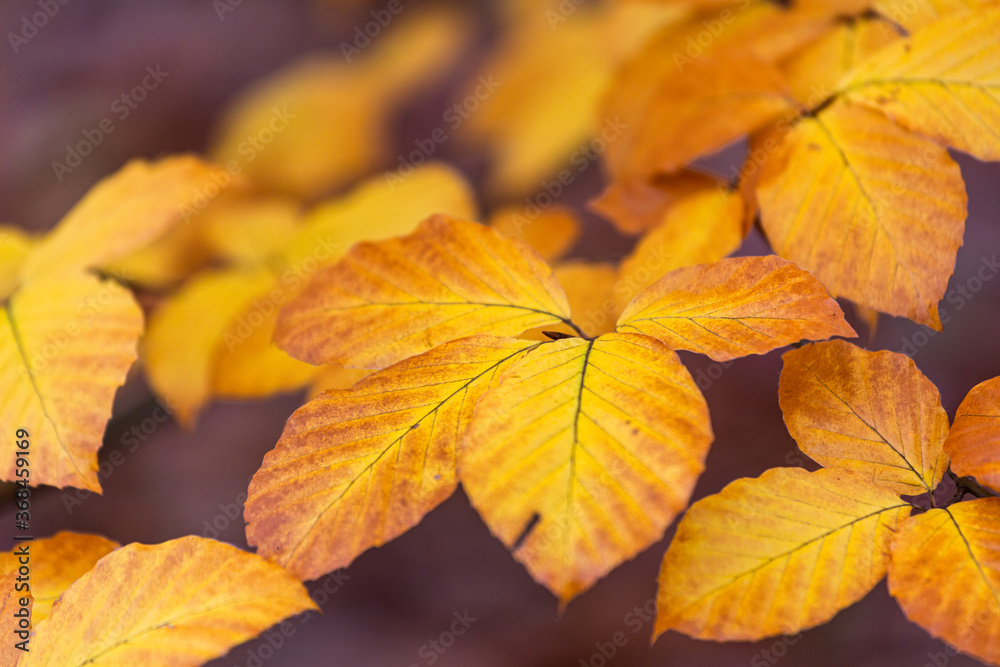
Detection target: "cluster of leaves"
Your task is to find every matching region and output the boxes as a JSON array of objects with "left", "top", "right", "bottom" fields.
[{"left": 2, "top": 0, "right": 1000, "bottom": 664}]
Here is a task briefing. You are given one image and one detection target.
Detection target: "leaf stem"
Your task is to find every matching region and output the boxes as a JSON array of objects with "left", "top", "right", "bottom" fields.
[{"left": 947, "top": 470, "right": 999, "bottom": 505}]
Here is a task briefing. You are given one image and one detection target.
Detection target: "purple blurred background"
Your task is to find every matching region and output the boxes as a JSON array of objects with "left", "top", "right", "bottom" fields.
[{"left": 2, "top": 1, "right": 998, "bottom": 665}]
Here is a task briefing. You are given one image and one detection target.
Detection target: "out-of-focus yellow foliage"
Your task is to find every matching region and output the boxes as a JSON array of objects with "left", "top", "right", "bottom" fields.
[
  {"left": 211, "top": 8, "right": 472, "bottom": 199},
  {"left": 142, "top": 164, "right": 477, "bottom": 426}
]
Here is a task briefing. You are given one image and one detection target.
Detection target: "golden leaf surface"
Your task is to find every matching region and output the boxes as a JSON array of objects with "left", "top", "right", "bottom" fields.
[
  {"left": 757, "top": 99, "right": 967, "bottom": 327},
  {"left": 0, "top": 227, "right": 35, "bottom": 300},
  {"left": 590, "top": 170, "right": 720, "bottom": 236},
  {"left": 247, "top": 337, "right": 538, "bottom": 581},
  {"left": 655, "top": 467, "right": 911, "bottom": 641},
  {"left": 0, "top": 274, "right": 142, "bottom": 490},
  {"left": 944, "top": 376, "right": 1000, "bottom": 493},
  {"left": 888, "top": 498, "right": 1000, "bottom": 666},
  {"left": 19, "top": 156, "right": 224, "bottom": 282},
  {"left": 23, "top": 536, "right": 315, "bottom": 667},
  {"left": 780, "top": 340, "right": 950, "bottom": 495},
  {"left": 0, "top": 532, "right": 118, "bottom": 623},
  {"left": 616, "top": 256, "right": 856, "bottom": 362},
  {"left": 840, "top": 6, "right": 1000, "bottom": 163},
  {"left": 275, "top": 216, "right": 572, "bottom": 370},
  {"left": 489, "top": 206, "right": 580, "bottom": 263},
  {"left": 0, "top": 571, "right": 28, "bottom": 666},
  {"left": 461, "top": 333, "right": 713, "bottom": 603}
]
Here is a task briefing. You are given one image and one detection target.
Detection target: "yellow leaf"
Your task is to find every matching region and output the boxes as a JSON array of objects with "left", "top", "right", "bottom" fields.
[
  {"left": 603, "top": 48, "right": 796, "bottom": 178},
  {"left": 280, "top": 162, "right": 477, "bottom": 270},
  {"left": 247, "top": 336, "right": 538, "bottom": 580},
  {"left": 0, "top": 227, "right": 35, "bottom": 300},
  {"left": 0, "top": 274, "right": 142, "bottom": 491},
  {"left": 590, "top": 170, "right": 721, "bottom": 236},
  {"left": 616, "top": 256, "right": 856, "bottom": 362},
  {"left": 19, "top": 156, "right": 226, "bottom": 282},
  {"left": 654, "top": 467, "right": 911, "bottom": 641},
  {"left": 0, "top": 532, "right": 117, "bottom": 623},
  {"left": 944, "top": 376, "right": 1000, "bottom": 493},
  {"left": 781, "top": 15, "right": 901, "bottom": 106},
  {"left": 0, "top": 571, "right": 28, "bottom": 666},
  {"left": 275, "top": 216, "right": 573, "bottom": 369},
  {"left": 211, "top": 300, "right": 318, "bottom": 401},
  {"left": 22, "top": 536, "right": 315, "bottom": 667},
  {"left": 100, "top": 222, "right": 211, "bottom": 291},
  {"left": 489, "top": 205, "right": 580, "bottom": 263},
  {"left": 888, "top": 498, "right": 1000, "bottom": 666},
  {"left": 839, "top": 6, "right": 1000, "bottom": 163},
  {"left": 614, "top": 184, "right": 748, "bottom": 306},
  {"left": 780, "top": 340, "right": 950, "bottom": 495},
  {"left": 198, "top": 194, "right": 301, "bottom": 266},
  {"left": 142, "top": 269, "right": 275, "bottom": 427},
  {"left": 757, "top": 99, "right": 967, "bottom": 327},
  {"left": 873, "top": 0, "right": 991, "bottom": 31},
  {"left": 461, "top": 333, "right": 713, "bottom": 603},
  {"left": 210, "top": 11, "right": 468, "bottom": 198}
]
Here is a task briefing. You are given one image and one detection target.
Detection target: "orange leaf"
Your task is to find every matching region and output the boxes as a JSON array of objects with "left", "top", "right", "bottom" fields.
[
  {"left": 489, "top": 205, "right": 580, "bottom": 263},
  {"left": 888, "top": 498, "right": 1000, "bottom": 666},
  {"left": 247, "top": 336, "right": 538, "bottom": 580},
  {"left": 590, "top": 170, "right": 720, "bottom": 236},
  {"left": 614, "top": 184, "right": 749, "bottom": 306},
  {"left": 603, "top": 49, "right": 795, "bottom": 178},
  {"left": 0, "top": 532, "right": 118, "bottom": 623},
  {"left": 780, "top": 340, "right": 950, "bottom": 495},
  {"left": 275, "top": 216, "right": 572, "bottom": 369},
  {"left": 22, "top": 536, "right": 315, "bottom": 667},
  {"left": 655, "top": 467, "right": 910, "bottom": 641},
  {"left": 462, "top": 333, "right": 713, "bottom": 604},
  {"left": 616, "top": 256, "right": 856, "bottom": 362},
  {"left": 0, "top": 274, "right": 142, "bottom": 490},
  {"left": 757, "top": 99, "right": 967, "bottom": 328},
  {"left": 840, "top": 6, "right": 1000, "bottom": 163},
  {"left": 0, "top": 572, "right": 28, "bottom": 666},
  {"left": 944, "top": 376, "right": 1000, "bottom": 493},
  {"left": 873, "top": 0, "right": 991, "bottom": 31}
]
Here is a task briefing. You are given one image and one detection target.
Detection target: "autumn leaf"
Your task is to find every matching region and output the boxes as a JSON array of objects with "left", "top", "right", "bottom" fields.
[
  {"left": 22, "top": 536, "right": 315, "bottom": 667},
  {"left": 603, "top": 49, "right": 796, "bottom": 179},
  {"left": 888, "top": 498, "right": 1000, "bottom": 666},
  {"left": 0, "top": 274, "right": 142, "bottom": 490},
  {"left": 195, "top": 194, "right": 302, "bottom": 265},
  {"left": 0, "top": 532, "right": 118, "bottom": 623},
  {"left": 489, "top": 205, "right": 580, "bottom": 263},
  {"left": 247, "top": 336, "right": 538, "bottom": 581},
  {"left": 211, "top": 9, "right": 469, "bottom": 198},
  {"left": 613, "top": 183, "right": 749, "bottom": 306},
  {"left": 839, "top": 6, "right": 1000, "bottom": 163},
  {"left": 616, "top": 256, "right": 856, "bottom": 362},
  {"left": 551, "top": 262, "right": 620, "bottom": 338},
  {"left": 18, "top": 156, "right": 226, "bottom": 282},
  {"left": 590, "top": 170, "right": 721, "bottom": 236},
  {"left": 779, "top": 340, "right": 950, "bottom": 495},
  {"left": 655, "top": 467, "right": 911, "bottom": 641},
  {"left": 757, "top": 99, "right": 967, "bottom": 327},
  {"left": 0, "top": 572, "right": 28, "bottom": 667},
  {"left": 461, "top": 333, "right": 713, "bottom": 603},
  {"left": 944, "top": 376, "right": 1000, "bottom": 493},
  {"left": 873, "top": 0, "right": 991, "bottom": 31},
  {"left": 275, "top": 216, "right": 573, "bottom": 370},
  {"left": 142, "top": 268, "right": 276, "bottom": 427}
]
